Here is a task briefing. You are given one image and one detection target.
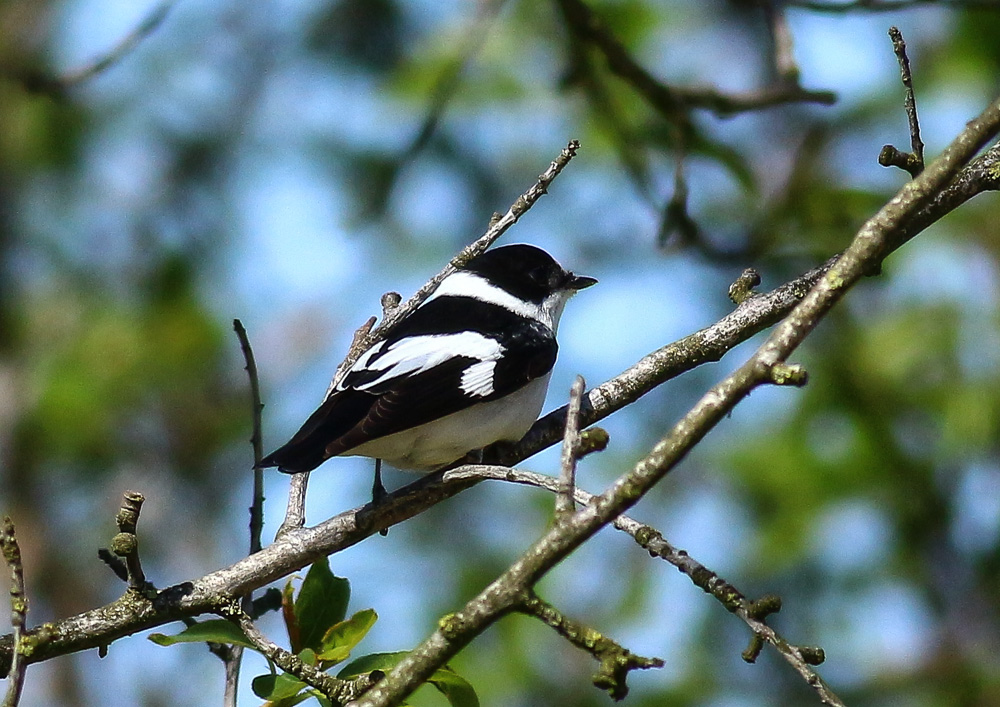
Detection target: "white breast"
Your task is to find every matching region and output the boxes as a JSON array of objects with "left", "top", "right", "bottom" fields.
[{"left": 344, "top": 374, "right": 552, "bottom": 472}]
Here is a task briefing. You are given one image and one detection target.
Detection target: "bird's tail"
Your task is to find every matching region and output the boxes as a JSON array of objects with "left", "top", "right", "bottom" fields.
[
  {"left": 258, "top": 390, "right": 373, "bottom": 474},
  {"left": 257, "top": 439, "right": 328, "bottom": 474}
]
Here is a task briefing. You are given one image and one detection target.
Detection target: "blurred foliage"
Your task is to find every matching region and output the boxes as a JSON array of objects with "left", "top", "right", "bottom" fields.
[{"left": 1, "top": 1, "right": 1000, "bottom": 706}]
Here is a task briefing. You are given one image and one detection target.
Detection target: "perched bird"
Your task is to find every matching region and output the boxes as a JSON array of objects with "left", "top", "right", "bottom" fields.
[{"left": 259, "top": 244, "right": 596, "bottom": 474}]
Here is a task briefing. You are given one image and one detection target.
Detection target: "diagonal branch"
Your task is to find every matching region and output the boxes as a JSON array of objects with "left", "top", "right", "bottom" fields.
[{"left": 17, "top": 1, "right": 174, "bottom": 95}]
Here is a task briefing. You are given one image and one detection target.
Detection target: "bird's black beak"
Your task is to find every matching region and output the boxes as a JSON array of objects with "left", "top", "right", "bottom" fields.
[{"left": 567, "top": 273, "right": 598, "bottom": 290}]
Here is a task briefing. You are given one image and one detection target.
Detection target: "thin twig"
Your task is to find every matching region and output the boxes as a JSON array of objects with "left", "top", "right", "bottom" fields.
[
  {"left": 556, "top": 376, "right": 586, "bottom": 518},
  {"left": 230, "top": 319, "right": 267, "bottom": 707},
  {"left": 20, "top": 1, "right": 173, "bottom": 94},
  {"left": 517, "top": 591, "right": 663, "bottom": 700},
  {"left": 879, "top": 27, "right": 925, "bottom": 177},
  {"left": 278, "top": 472, "right": 310, "bottom": 538},
  {"left": 892, "top": 27, "right": 924, "bottom": 168},
  {"left": 2, "top": 517, "right": 27, "bottom": 707},
  {"left": 233, "top": 320, "right": 266, "bottom": 554},
  {"left": 113, "top": 491, "right": 148, "bottom": 593},
  {"left": 764, "top": 0, "right": 801, "bottom": 85}
]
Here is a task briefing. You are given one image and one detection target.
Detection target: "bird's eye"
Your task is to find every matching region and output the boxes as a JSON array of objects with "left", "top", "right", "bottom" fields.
[{"left": 528, "top": 266, "right": 551, "bottom": 286}]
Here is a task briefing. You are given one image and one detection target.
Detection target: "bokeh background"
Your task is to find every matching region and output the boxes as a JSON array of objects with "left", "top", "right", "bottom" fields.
[{"left": 1, "top": 0, "right": 999, "bottom": 705}]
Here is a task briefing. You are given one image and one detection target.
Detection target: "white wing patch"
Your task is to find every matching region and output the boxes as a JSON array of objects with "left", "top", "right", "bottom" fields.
[
  {"left": 460, "top": 359, "right": 497, "bottom": 397},
  {"left": 344, "top": 331, "right": 503, "bottom": 392}
]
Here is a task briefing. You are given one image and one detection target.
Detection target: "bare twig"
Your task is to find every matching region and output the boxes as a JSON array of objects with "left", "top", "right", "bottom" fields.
[
  {"left": 556, "top": 376, "right": 587, "bottom": 518},
  {"left": 278, "top": 472, "right": 310, "bottom": 538},
  {"left": 879, "top": 27, "right": 925, "bottom": 177},
  {"left": 112, "top": 491, "right": 149, "bottom": 593},
  {"left": 764, "top": 1, "right": 801, "bottom": 85},
  {"left": 230, "top": 319, "right": 267, "bottom": 707},
  {"left": 234, "top": 320, "right": 266, "bottom": 554},
  {"left": 20, "top": 1, "right": 173, "bottom": 94},
  {"left": 2, "top": 517, "right": 27, "bottom": 707},
  {"left": 517, "top": 591, "right": 663, "bottom": 700}
]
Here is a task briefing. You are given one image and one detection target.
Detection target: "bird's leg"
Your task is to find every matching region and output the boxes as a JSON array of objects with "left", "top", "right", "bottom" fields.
[
  {"left": 450, "top": 448, "right": 486, "bottom": 468},
  {"left": 373, "top": 459, "right": 389, "bottom": 537},
  {"left": 372, "top": 458, "right": 388, "bottom": 504}
]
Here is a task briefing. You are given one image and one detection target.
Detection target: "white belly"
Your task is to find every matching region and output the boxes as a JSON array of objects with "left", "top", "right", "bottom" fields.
[{"left": 345, "top": 374, "right": 551, "bottom": 472}]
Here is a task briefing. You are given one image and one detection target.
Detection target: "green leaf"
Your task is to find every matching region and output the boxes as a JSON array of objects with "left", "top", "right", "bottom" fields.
[
  {"left": 251, "top": 672, "right": 308, "bottom": 701},
  {"left": 294, "top": 557, "right": 351, "bottom": 654},
  {"left": 282, "top": 576, "right": 300, "bottom": 653},
  {"left": 148, "top": 619, "right": 254, "bottom": 649},
  {"left": 337, "top": 651, "right": 409, "bottom": 679},
  {"left": 317, "top": 608, "right": 378, "bottom": 664},
  {"left": 428, "top": 666, "right": 480, "bottom": 707},
  {"left": 299, "top": 647, "right": 318, "bottom": 666}
]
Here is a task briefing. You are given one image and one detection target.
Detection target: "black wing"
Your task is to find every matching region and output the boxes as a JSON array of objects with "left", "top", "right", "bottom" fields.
[
  {"left": 259, "top": 297, "right": 556, "bottom": 473},
  {"left": 327, "top": 330, "right": 555, "bottom": 458}
]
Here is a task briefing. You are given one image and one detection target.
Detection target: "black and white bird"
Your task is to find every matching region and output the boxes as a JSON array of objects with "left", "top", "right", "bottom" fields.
[{"left": 259, "top": 244, "right": 596, "bottom": 474}]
